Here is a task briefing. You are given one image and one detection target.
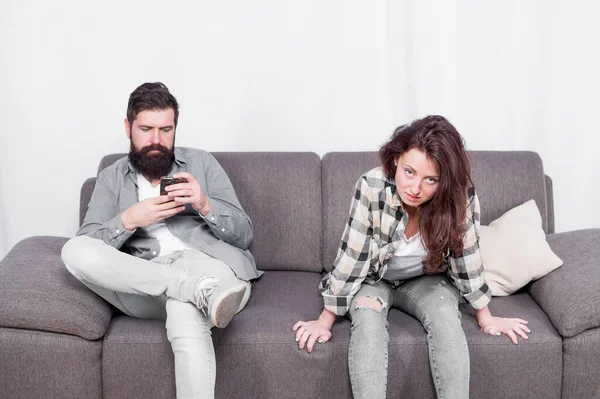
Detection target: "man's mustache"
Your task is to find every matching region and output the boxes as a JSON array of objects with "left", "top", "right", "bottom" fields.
[{"left": 139, "top": 143, "right": 170, "bottom": 155}]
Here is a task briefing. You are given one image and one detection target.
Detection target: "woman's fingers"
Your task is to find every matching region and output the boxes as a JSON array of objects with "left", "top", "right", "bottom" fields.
[
  {"left": 513, "top": 325, "right": 529, "bottom": 340},
  {"left": 306, "top": 333, "right": 319, "bottom": 353},
  {"left": 506, "top": 329, "right": 519, "bottom": 345},
  {"left": 292, "top": 321, "right": 304, "bottom": 331},
  {"left": 517, "top": 323, "right": 531, "bottom": 334},
  {"left": 298, "top": 330, "right": 311, "bottom": 350},
  {"left": 318, "top": 332, "right": 332, "bottom": 344}
]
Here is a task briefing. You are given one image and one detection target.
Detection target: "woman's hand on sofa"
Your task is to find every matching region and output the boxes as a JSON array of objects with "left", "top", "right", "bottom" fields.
[
  {"left": 293, "top": 309, "right": 335, "bottom": 353},
  {"left": 476, "top": 306, "right": 530, "bottom": 344}
]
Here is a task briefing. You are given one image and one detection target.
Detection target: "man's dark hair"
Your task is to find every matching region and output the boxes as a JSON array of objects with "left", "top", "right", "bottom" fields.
[{"left": 126, "top": 82, "right": 179, "bottom": 127}]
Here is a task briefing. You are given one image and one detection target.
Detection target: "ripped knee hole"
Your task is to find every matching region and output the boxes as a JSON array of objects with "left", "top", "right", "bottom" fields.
[{"left": 355, "top": 296, "right": 387, "bottom": 312}]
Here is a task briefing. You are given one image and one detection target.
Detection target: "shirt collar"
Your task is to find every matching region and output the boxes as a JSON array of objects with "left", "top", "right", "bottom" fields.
[{"left": 385, "top": 176, "right": 404, "bottom": 209}]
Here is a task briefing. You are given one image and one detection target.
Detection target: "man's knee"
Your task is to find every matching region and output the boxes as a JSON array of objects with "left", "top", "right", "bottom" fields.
[{"left": 61, "top": 236, "right": 102, "bottom": 278}]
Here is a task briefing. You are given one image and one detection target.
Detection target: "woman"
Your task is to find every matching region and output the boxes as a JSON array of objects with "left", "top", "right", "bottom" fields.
[{"left": 293, "top": 115, "right": 530, "bottom": 399}]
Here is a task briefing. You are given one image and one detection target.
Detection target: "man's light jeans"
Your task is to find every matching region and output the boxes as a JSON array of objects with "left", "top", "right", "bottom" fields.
[{"left": 62, "top": 235, "right": 250, "bottom": 399}]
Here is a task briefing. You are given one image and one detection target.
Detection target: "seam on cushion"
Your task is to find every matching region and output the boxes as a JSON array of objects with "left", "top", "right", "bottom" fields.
[{"left": 1, "top": 326, "right": 104, "bottom": 343}]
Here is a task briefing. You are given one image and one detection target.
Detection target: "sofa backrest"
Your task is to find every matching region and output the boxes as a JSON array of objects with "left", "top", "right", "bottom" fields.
[
  {"left": 81, "top": 150, "right": 553, "bottom": 273},
  {"left": 81, "top": 151, "right": 323, "bottom": 273},
  {"left": 321, "top": 151, "right": 552, "bottom": 271}
]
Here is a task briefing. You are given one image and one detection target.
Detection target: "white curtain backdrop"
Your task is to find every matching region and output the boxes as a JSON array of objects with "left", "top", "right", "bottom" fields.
[{"left": 1, "top": 0, "right": 599, "bottom": 259}]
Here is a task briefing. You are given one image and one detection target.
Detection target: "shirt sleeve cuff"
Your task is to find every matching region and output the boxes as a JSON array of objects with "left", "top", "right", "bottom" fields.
[
  {"left": 322, "top": 292, "right": 352, "bottom": 316},
  {"left": 198, "top": 197, "right": 222, "bottom": 224},
  {"left": 463, "top": 286, "right": 492, "bottom": 310},
  {"left": 107, "top": 215, "right": 135, "bottom": 246}
]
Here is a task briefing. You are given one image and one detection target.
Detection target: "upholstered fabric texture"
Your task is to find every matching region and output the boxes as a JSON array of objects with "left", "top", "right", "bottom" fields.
[
  {"left": 99, "top": 274, "right": 562, "bottom": 399},
  {"left": 0, "top": 236, "right": 113, "bottom": 340},
  {"left": 322, "top": 151, "right": 552, "bottom": 272},
  {"left": 0, "top": 328, "right": 103, "bottom": 399},
  {"left": 88, "top": 151, "right": 324, "bottom": 272},
  {"left": 529, "top": 229, "right": 600, "bottom": 337}
]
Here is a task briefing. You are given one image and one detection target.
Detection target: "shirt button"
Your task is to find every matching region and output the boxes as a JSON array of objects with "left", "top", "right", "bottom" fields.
[
  {"left": 152, "top": 251, "right": 157, "bottom": 256},
  {"left": 221, "top": 228, "right": 225, "bottom": 232},
  {"left": 211, "top": 217, "right": 215, "bottom": 221},
  {"left": 116, "top": 229, "right": 120, "bottom": 234}
]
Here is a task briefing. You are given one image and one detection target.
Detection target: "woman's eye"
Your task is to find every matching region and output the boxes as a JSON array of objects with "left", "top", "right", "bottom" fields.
[
  {"left": 404, "top": 169, "right": 413, "bottom": 176},
  {"left": 426, "top": 178, "right": 438, "bottom": 184}
]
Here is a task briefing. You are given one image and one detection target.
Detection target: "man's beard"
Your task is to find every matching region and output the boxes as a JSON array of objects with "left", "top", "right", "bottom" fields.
[{"left": 128, "top": 142, "right": 175, "bottom": 180}]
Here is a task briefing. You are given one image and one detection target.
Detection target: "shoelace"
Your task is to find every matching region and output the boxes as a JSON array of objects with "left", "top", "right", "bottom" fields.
[{"left": 194, "top": 278, "right": 217, "bottom": 318}]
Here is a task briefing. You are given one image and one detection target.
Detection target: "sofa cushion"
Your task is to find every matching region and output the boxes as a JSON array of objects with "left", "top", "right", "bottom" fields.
[
  {"left": 102, "top": 271, "right": 561, "bottom": 399},
  {"left": 0, "top": 236, "right": 113, "bottom": 340},
  {"left": 88, "top": 151, "right": 324, "bottom": 272},
  {"left": 469, "top": 151, "right": 549, "bottom": 232},
  {"left": 480, "top": 199, "right": 563, "bottom": 296},
  {"left": 322, "top": 151, "right": 551, "bottom": 272},
  {"left": 327, "top": 293, "right": 562, "bottom": 398},
  {"left": 529, "top": 229, "right": 600, "bottom": 337},
  {"left": 213, "top": 153, "right": 323, "bottom": 272},
  {"left": 0, "top": 327, "right": 103, "bottom": 399},
  {"left": 561, "top": 327, "right": 600, "bottom": 398},
  {"left": 102, "top": 271, "right": 328, "bottom": 399}
]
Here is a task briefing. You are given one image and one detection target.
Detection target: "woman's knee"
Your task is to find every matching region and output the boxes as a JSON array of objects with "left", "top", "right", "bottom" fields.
[
  {"left": 349, "top": 295, "right": 389, "bottom": 332},
  {"left": 420, "top": 299, "right": 463, "bottom": 333}
]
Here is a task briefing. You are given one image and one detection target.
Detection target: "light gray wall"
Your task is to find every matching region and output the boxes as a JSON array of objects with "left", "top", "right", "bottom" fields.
[{"left": 1, "top": 0, "right": 599, "bottom": 258}]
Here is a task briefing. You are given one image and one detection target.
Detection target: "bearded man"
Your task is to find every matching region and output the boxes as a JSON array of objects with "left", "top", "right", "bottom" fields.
[{"left": 61, "top": 82, "right": 262, "bottom": 399}]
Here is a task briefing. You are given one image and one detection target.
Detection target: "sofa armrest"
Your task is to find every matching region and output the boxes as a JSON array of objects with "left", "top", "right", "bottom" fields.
[
  {"left": 528, "top": 229, "right": 600, "bottom": 338},
  {"left": 0, "top": 236, "right": 113, "bottom": 340}
]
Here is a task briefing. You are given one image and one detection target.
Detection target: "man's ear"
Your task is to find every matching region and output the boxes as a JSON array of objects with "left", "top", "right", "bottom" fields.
[{"left": 124, "top": 118, "right": 131, "bottom": 139}]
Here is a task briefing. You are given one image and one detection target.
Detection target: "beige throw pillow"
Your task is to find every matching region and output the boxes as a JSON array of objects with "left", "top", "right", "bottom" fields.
[{"left": 479, "top": 199, "right": 563, "bottom": 296}]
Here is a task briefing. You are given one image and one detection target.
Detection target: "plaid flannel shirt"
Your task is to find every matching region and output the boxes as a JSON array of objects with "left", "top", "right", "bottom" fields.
[{"left": 320, "top": 167, "right": 491, "bottom": 316}]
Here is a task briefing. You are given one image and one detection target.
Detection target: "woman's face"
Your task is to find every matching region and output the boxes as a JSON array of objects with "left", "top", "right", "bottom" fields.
[{"left": 394, "top": 148, "right": 440, "bottom": 210}]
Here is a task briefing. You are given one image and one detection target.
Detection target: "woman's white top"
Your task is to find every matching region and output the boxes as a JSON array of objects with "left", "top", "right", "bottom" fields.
[{"left": 383, "top": 232, "right": 426, "bottom": 281}]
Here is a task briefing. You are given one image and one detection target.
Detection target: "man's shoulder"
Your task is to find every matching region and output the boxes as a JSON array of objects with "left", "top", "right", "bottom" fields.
[{"left": 97, "top": 155, "right": 129, "bottom": 181}]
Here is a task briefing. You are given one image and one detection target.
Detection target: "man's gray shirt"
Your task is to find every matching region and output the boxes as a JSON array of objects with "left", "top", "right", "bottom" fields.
[{"left": 78, "top": 147, "right": 263, "bottom": 281}]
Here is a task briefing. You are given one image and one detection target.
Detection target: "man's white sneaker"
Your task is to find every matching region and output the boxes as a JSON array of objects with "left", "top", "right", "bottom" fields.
[{"left": 196, "top": 279, "right": 246, "bottom": 328}]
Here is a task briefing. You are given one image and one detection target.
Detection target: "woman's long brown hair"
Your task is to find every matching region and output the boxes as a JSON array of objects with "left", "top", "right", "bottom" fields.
[{"left": 379, "top": 115, "right": 474, "bottom": 273}]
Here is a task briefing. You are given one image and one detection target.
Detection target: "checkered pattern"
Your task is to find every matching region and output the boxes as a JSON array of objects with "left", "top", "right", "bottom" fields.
[{"left": 320, "top": 167, "right": 491, "bottom": 316}]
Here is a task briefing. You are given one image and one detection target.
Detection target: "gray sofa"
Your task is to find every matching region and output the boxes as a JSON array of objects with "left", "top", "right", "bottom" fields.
[{"left": 1, "top": 151, "right": 599, "bottom": 399}]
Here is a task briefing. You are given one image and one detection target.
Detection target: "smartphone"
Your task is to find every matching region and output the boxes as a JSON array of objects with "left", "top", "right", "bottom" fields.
[{"left": 160, "top": 177, "right": 187, "bottom": 196}]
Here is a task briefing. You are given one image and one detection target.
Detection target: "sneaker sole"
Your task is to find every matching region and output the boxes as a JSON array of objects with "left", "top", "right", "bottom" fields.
[{"left": 211, "top": 285, "right": 246, "bottom": 328}]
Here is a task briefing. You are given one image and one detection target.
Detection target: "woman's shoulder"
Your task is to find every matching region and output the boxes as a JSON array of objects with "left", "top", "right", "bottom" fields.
[
  {"left": 357, "top": 166, "right": 391, "bottom": 191},
  {"left": 360, "top": 166, "right": 388, "bottom": 182}
]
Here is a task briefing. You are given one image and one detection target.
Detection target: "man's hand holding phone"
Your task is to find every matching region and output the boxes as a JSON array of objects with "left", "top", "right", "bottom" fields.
[
  {"left": 163, "top": 172, "right": 210, "bottom": 216},
  {"left": 121, "top": 196, "right": 186, "bottom": 231}
]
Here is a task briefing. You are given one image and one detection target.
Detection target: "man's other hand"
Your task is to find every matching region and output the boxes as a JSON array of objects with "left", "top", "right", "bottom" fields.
[{"left": 166, "top": 172, "right": 210, "bottom": 216}]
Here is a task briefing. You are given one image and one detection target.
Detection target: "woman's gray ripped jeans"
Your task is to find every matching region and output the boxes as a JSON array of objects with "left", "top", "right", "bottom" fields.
[{"left": 347, "top": 274, "right": 469, "bottom": 399}]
